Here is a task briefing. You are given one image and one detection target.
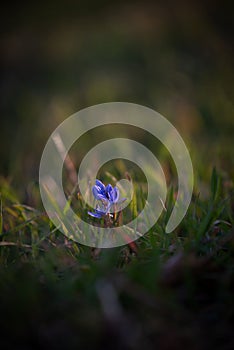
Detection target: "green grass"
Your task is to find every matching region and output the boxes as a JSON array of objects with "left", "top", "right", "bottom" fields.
[
  {"left": 0, "top": 167, "right": 233, "bottom": 349},
  {"left": 1, "top": 1, "right": 233, "bottom": 348}
]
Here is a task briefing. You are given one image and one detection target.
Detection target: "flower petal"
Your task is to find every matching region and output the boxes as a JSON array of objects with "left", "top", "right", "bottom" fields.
[
  {"left": 88, "top": 211, "right": 103, "bottom": 218},
  {"left": 95, "top": 179, "right": 105, "bottom": 192},
  {"left": 105, "top": 184, "right": 113, "bottom": 200},
  {"left": 92, "top": 186, "right": 106, "bottom": 200},
  {"left": 112, "top": 186, "right": 119, "bottom": 203}
]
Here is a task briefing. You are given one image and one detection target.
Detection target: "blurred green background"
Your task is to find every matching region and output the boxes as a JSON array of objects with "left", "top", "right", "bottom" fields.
[
  {"left": 0, "top": 3, "right": 234, "bottom": 349},
  {"left": 1, "top": 0, "right": 233, "bottom": 193}
]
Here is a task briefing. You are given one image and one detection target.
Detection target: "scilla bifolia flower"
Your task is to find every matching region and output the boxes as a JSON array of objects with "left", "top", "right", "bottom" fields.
[
  {"left": 88, "top": 178, "right": 138, "bottom": 255},
  {"left": 88, "top": 179, "right": 125, "bottom": 222}
]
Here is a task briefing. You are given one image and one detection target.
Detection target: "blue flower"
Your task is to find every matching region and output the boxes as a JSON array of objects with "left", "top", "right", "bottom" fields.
[
  {"left": 92, "top": 179, "right": 119, "bottom": 204},
  {"left": 88, "top": 204, "right": 109, "bottom": 218},
  {"left": 88, "top": 179, "right": 124, "bottom": 219}
]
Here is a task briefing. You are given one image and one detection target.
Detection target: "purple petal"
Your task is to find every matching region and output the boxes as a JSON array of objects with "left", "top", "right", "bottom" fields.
[
  {"left": 105, "top": 184, "right": 113, "bottom": 200},
  {"left": 88, "top": 203, "right": 108, "bottom": 218},
  {"left": 88, "top": 211, "right": 103, "bottom": 218},
  {"left": 92, "top": 186, "right": 106, "bottom": 200},
  {"left": 97, "top": 193, "right": 109, "bottom": 201},
  {"left": 112, "top": 186, "right": 120, "bottom": 203},
  {"left": 95, "top": 179, "right": 105, "bottom": 192}
]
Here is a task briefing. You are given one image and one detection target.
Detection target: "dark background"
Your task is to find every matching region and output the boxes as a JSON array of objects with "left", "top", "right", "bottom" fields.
[
  {"left": 1, "top": 0, "right": 233, "bottom": 191},
  {"left": 0, "top": 2, "right": 234, "bottom": 349}
]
